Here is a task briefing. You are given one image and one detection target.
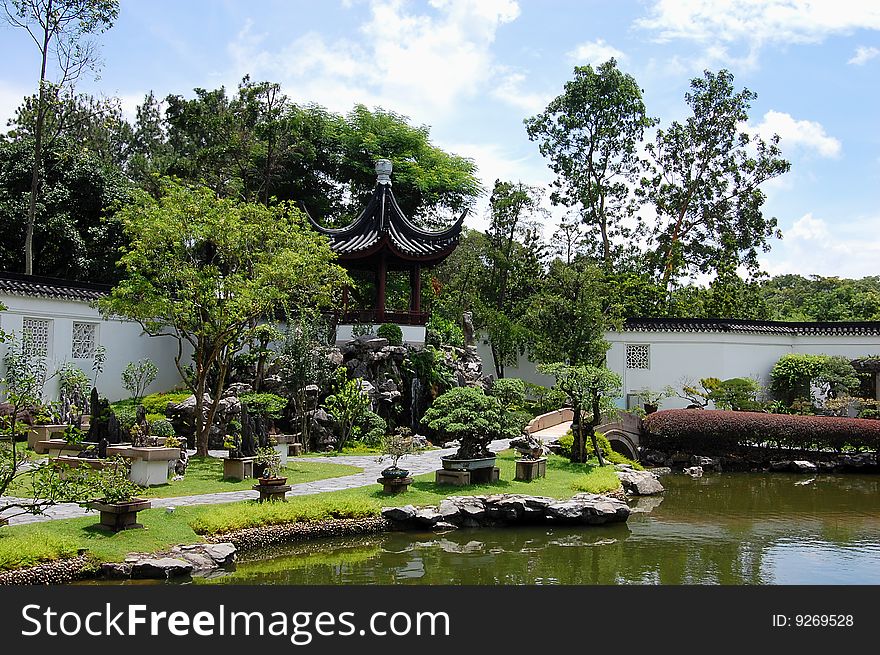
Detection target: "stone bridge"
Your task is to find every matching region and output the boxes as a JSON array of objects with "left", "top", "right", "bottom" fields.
[{"left": 526, "top": 409, "right": 643, "bottom": 461}]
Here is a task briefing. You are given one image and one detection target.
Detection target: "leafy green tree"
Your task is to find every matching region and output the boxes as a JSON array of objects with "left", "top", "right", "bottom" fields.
[
  {"left": 2, "top": 0, "right": 119, "bottom": 274},
  {"left": 759, "top": 274, "right": 880, "bottom": 321},
  {"left": 640, "top": 69, "right": 790, "bottom": 298},
  {"left": 99, "top": 180, "right": 348, "bottom": 456},
  {"left": 421, "top": 386, "right": 504, "bottom": 459},
  {"left": 526, "top": 59, "right": 657, "bottom": 269},
  {"left": 527, "top": 258, "right": 612, "bottom": 367},
  {"left": 121, "top": 359, "right": 158, "bottom": 399},
  {"left": 539, "top": 363, "right": 621, "bottom": 465},
  {"left": 322, "top": 369, "right": 371, "bottom": 451}
]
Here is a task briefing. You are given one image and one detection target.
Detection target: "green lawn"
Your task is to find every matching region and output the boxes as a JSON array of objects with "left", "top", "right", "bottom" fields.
[
  {"left": 6, "top": 456, "right": 361, "bottom": 500},
  {"left": 0, "top": 451, "right": 621, "bottom": 571},
  {"left": 140, "top": 457, "right": 361, "bottom": 499}
]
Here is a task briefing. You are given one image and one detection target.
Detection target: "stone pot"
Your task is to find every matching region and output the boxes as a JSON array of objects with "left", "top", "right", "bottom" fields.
[
  {"left": 381, "top": 466, "right": 410, "bottom": 479},
  {"left": 441, "top": 455, "right": 497, "bottom": 471},
  {"left": 643, "top": 403, "right": 658, "bottom": 415},
  {"left": 257, "top": 476, "right": 288, "bottom": 486}
]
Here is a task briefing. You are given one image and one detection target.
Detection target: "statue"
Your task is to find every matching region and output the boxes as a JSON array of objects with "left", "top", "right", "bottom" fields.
[{"left": 462, "top": 311, "right": 475, "bottom": 347}]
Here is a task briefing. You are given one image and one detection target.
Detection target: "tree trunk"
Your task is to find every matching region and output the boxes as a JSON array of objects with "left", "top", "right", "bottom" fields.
[
  {"left": 590, "top": 394, "right": 606, "bottom": 466},
  {"left": 570, "top": 406, "right": 586, "bottom": 463}
]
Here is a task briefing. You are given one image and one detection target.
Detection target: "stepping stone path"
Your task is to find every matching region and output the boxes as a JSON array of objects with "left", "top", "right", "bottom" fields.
[{"left": 2, "top": 439, "right": 511, "bottom": 526}]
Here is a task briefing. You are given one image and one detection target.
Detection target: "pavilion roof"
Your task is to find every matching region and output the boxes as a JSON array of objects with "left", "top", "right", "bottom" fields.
[{"left": 305, "top": 160, "right": 466, "bottom": 264}]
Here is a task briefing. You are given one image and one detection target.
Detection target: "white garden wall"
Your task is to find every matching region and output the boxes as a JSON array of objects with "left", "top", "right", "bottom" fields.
[{"left": 0, "top": 293, "right": 186, "bottom": 402}]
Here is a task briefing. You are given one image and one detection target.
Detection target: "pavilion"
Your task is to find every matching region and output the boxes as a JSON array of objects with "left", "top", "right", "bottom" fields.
[{"left": 305, "top": 159, "right": 465, "bottom": 340}]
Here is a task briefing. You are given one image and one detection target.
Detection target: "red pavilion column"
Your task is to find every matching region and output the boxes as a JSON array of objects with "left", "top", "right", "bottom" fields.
[
  {"left": 410, "top": 265, "right": 422, "bottom": 320},
  {"left": 376, "top": 255, "right": 387, "bottom": 322}
]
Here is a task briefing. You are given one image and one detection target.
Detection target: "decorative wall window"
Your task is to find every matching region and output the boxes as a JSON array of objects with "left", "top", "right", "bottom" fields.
[
  {"left": 22, "top": 318, "right": 50, "bottom": 357},
  {"left": 625, "top": 343, "right": 650, "bottom": 370},
  {"left": 71, "top": 322, "right": 97, "bottom": 359}
]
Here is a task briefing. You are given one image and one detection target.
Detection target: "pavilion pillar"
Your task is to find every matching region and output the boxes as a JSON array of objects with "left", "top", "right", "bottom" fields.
[
  {"left": 410, "top": 265, "right": 422, "bottom": 316},
  {"left": 376, "top": 255, "right": 387, "bottom": 322}
]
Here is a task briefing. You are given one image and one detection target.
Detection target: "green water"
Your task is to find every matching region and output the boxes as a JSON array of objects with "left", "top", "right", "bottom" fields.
[{"left": 197, "top": 473, "right": 880, "bottom": 585}]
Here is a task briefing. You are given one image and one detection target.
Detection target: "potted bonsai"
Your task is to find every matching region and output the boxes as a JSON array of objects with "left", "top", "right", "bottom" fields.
[
  {"left": 27, "top": 402, "right": 68, "bottom": 450},
  {"left": 254, "top": 446, "right": 286, "bottom": 486},
  {"left": 422, "top": 386, "right": 503, "bottom": 480},
  {"left": 85, "top": 458, "right": 150, "bottom": 532},
  {"left": 376, "top": 429, "right": 415, "bottom": 494},
  {"left": 635, "top": 388, "right": 669, "bottom": 415}
]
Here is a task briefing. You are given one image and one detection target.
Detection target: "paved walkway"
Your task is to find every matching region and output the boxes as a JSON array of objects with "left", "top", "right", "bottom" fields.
[
  {"left": 2, "top": 439, "right": 511, "bottom": 526},
  {"left": 531, "top": 422, "right": 570, "bottom": 443}
]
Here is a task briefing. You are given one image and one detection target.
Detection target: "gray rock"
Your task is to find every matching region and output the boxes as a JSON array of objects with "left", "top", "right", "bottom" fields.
[
  {"left": 546, "top": 494, "right": 630, "bottom": 525},
  {"left": 382, "top": 505, "right": 417, "bottom": 522},
  {"left": 413, "top": 508, "right": 442, "bottom": 526},
  {"left": 770, "top": 460, "right": 793, "bottom": 472},
  {"left": 130, "top": 557, "right": 194, "bottom": 579},
  {"left": 792, "top": 460, "right": 818, "bottom": 473},
  {"left": 225, "top": 383, "right": 252, "bottom": 397},
  {"left": 432, "top": 521, "right": 458, "bottom": 531},
  {"left": 683, "top": 466, "right": 703, "bottom": 477},
  {"left": 691, "top": 455, "right": 718, "bottom": 469},
  {"left": 617, "top": 469, "right": 665, "bottom": 495},
  {"left": 648, "top": 467, "right": 673, "bottom": 476}
]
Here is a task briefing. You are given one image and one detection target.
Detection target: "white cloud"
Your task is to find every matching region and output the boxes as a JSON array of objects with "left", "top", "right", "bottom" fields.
[
  {"left": 749, "top": 110, "right": 842, "bottom": 159},
  {"left": 637, "top": 0, "right": 880, "bottom": 45},
  {"left": 491, "top": 69, "right": 550, "bottom": 114},
  {"left": 226, "top": 0, "right": 520, "bottom": 123},
  {"left": 0, "top": 81, "right": 28, "bottom": 132},
  {"left": 636, "top": 1, "right": 880, "bottom": 69},
  {"left": 760, "top": 212, "right": 880, "bottom": 278},
  {"left": 567, "top": 39, "right": 627, "bottom": 66},
  {"left": 848, "top": 45, "right": 880, "bottom": 65}
]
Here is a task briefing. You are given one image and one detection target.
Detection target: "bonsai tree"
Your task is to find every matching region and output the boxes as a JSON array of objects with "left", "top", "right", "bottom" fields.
[
  {"left": 87, "top": 458, "right": 143, "bottom": 505},
  {"left": 377, "top": 429, "right": 415, "bottom": 474},
  {"left": 539, "top": 363, "right": 622, "bottom": 465},
  {"left": 421, "top": 386, "right": 504, "bottom": 459},
  {"left": 254, "top": 445, "right": 283, "bottom": 480}
]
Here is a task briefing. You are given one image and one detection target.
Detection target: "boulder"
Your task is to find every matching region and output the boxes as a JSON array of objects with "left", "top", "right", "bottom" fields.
[
  {"left": 617, "top": 469, "right": 665, "bottom": 495},
  {"left": 413, "top": 508, "right": 442, "bottom": 526},
  {"left": 382, "top": 505, "right": 417, "bottom": 522},
  {"left": 130, "top": 557, "right": 194, "bottom": 579},
  {"left": 792, "top": 460, "right": 818, "bottom": 473},
  {"left": 546, "top": 494, "right": 630, "bottom": 525},
  {"left": 683, "top": 466, "right": 703, "bottom": 477}
]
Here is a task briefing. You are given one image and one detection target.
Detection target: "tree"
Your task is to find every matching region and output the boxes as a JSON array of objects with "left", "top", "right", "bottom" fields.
[
  {"left": 98, "top": 180, "right": 348, "bottom": 456},
  {"left": 526, "top": 59, "right": 657, "bottom": 269},
  {"left": 322, "top": 368, "right": 370, "bottom": 452},
  {"left": 640, "top": 69, "right": 790, "bottom": 297},
  {"left": 527, "top": 258, "right": 612, "bottom": 367},
  {"left": 539, "top": 363, "right": 621, "bottom": 465},
  {"left": 2, "top": 0, "right": 118, "bottom": 274},
  {"left": 121, "top": 359, "right": 158, "bottom": 399}
]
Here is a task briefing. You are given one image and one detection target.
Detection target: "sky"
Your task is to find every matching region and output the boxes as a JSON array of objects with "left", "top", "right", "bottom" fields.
[{"left": 1, "top": 0, "right": 878, "bottom": 279}]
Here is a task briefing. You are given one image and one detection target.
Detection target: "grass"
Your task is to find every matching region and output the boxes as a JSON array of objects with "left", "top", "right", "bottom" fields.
[
  {"left": 6, "top": 456, "right": 361, "bottom": 500},
  {"left": 0, "top": 450, "right": 622, "bottom": 571},
  {"left": 139, "top": 457, "right": 361, "bottom": 499}
]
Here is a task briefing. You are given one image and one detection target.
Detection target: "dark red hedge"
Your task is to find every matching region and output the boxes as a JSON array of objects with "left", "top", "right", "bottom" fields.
[{"left": 642, "top": 409, "right": 880, "bottom": 453}]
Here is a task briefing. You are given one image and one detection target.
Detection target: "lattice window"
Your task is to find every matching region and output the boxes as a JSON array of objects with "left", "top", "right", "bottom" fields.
[
  {"left": 625, "top": 343, "right": 650, "bottom": 370},
  {"left": 22, "top": 318, "right": 50, "bottom": 357},
  {"left": 71, "top": 322, "right": 97, "bottom": 359}
]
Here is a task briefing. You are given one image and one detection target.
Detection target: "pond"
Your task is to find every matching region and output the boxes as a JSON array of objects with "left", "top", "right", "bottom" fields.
[{"left": 124, "top": 472, "right": 880, "bottom": 585}]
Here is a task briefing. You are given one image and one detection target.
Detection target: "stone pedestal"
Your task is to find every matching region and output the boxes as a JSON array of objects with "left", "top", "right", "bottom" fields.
[
  {"left": 253, "top": 484, "right": 291, "bottom": 502},
  {"left": 126, "top": 447, "right": 180, "bottom": 486},
  {"left": 224, "top": 457, "right": 254, "bottom": 481},
  {"left": 89, "top": 499, "right": 151, "bottom": 532},
  {"left": 28, "top": 424, "right": 68, "bottom": 449},
  {"left": 273, "top": 443, "right": 289, "bottom": 467},
  {"left": 515, "top": 458, "right": 547, "bottom": 481},
  {"left": 289, "top": 443, "right": 303, "bottom": 456},
  {"left": 436, "top": 469, "right": 470, "bottom": 486},
  {"left": 55, "top": 456, "right": 115, "bottom": 479},
  {"left": 378, "top": 476, "right": 413, "bottom": 494}
]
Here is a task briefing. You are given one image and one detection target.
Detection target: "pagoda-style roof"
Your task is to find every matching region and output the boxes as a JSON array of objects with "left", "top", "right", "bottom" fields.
[{"left": 305, "top": 159, "right": 466, "bottom": 266}]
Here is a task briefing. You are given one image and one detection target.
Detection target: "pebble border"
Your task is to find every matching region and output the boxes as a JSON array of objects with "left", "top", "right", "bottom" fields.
[
  {"left": 0, "top": 554, "right": 96, "bottom": 586},
  {"left": 204, "top": 516, "right": 392, "bottom": 551}
]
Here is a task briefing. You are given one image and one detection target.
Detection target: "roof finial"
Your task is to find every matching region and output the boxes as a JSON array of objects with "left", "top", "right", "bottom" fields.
[{"left": 375, "top": 159, "right": 392, "bottom": 185}]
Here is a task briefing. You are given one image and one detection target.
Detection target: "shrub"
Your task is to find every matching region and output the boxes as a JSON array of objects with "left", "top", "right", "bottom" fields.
[
  {"left": 150, "top": 418, "right": 175, "bottom": 437},
  {"left": 239, "top": 392, "right": 288, "bottom": 419},
  {"left": 770, "top": 354, "right": 860, "bottom": 406},
  {"left": 491, "top": 377, "right": 526, "bottom": 410},
  {"left": 556, "top": 431, "right": 643, "bottom": 469},
  {"left": 351, "top": 410, "right": 386, "bottom": 446},
  {"left": 140, "top": 392, "right": 192, "bottom": 416},
  {"left": 121, "top": 359, "right": 158, "bottom": 399},
  {"left": 709, "top": 377, "right": 763, "bottom": 411},
  {"left": 376, "top": 323, "right": 403, "bottom": 346},
  {"left": 643, "top": 408, "right": 880, "bottom": 453},
  {"left": 111, "top": 405, "right": 137, "bottom": 430},
  {"left": 425, "top": 315, "right": 465, "bottom": 348}
]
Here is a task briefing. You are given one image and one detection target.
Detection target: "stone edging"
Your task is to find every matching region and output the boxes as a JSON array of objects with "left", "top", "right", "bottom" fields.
[
  {"left": 205, "top": 516, "right": 392, "bottom": 552},
  {"left": 0, "top": 554, "right": 96, "bottom": 586}
]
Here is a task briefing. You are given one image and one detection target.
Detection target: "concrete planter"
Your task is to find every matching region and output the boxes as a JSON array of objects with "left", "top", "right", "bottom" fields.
[
  {"left": 515, "top": 457, "right": 547, "bottom": 481},
  {"left": 125, "top": 447, "right": 180, "bottom": 486},
  {"left": 28, "top": 424, "right": 68, "bottom": 449},
  {"left": 89, "top": 499, "right": 152, "bottom": 532},
  {"left": 223, "top": 457, "right": 254, "bottom": 481},
  {"left": 441, "top": 455, "right": 497, "bottom": 471}
]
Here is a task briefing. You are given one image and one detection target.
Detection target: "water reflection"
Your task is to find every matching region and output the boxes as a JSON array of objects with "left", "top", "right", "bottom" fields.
[{"left": 193, "top": 473, "right": 880, "bottom": 585}]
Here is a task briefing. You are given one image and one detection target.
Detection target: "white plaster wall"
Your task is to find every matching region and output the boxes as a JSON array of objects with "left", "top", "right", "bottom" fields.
[
  {"left": 0, "top": 293, "right": 187, "bottom": 401},
  {"left": 335, "top": 324, "right": 426, "bottom": 345}
]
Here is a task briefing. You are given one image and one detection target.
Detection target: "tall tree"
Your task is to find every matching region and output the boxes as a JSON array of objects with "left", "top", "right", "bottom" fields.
[
  {"left": 641, "top": 69, "right": 790, "bottom": 297},
  {"left": 525, "top": 59, "right": 656, "bottom": 269},
  {"left": 2, "top": 0, "right": 118, "bottom": 274},
  {"left": 99, "top": 180, "right": 348, "bottom": 456}
]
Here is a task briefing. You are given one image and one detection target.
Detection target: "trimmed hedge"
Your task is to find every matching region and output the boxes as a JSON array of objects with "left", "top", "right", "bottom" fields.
[{"left": 643, "top": 409, "right": 880, "bottom": 453}]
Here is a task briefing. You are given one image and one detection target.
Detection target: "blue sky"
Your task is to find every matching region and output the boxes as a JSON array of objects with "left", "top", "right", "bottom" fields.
[{"left": 1, "top": 0, "right": 878, "bottom": 279}]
